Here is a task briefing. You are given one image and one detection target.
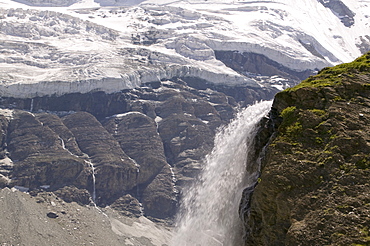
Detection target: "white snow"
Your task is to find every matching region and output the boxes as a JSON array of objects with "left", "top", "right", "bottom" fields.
[
  {"left": 0, "top": 0, "right": 369, "bottom": 98},
  {"left": 13, "top": 186, "right": 30, "bottom": 192},
  {"left": 154, "top": 116, "right": 162, "bottom": 123},
  {"left": 0, "top": 108, "right": 14, "bottom": 119},
  {"left": 109, "top": 111, "right": 148, "bottom": 118}
]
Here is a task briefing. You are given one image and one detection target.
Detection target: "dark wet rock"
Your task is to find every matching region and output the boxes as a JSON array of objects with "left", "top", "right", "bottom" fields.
[
  {"left": 156, "top": 93, "right": 194, "bottom": 118},
  {"left": 0, "top": 115, "right": 9, "bottom": 149}
]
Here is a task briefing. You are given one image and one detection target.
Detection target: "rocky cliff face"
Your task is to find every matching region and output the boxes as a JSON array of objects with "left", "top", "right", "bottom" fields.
[
  {"left": 243, "top": 52, "right": 370, "bottom": 245},
  {"left": 0, "top": 77, "right": 276, "bottom": 221}
]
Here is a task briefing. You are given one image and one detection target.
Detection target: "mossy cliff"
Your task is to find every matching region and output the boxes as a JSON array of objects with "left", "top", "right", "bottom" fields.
[{"left": 244, "top": 52, "right": 370, "bottom": 245}]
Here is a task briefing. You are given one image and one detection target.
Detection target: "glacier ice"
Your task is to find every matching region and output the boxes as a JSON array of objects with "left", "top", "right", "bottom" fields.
[{"left": 0, "top": 0, "right": 368, "bottom": 98}]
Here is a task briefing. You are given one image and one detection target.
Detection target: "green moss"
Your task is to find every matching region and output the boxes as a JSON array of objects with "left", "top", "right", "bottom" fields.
[
  {"left": 280, "top": 106, "right": 297, "bottom": 121},
  {"left": 323, "top": 150, "right": 333, "bottom": 155},
  {"left": 339, "top": 163, "right": 353, "bottom": 172},
  {"left": 286, "top": 52, "right": 370, "bottom": 92},
  {"left": 356, "top": 158, "right": 370, "bottom": 169},
  {"left": 331, "top": 232, "right": 346, "bottom": 240},
  {"left": 324, "top": 208, "right": 335, "bottom": 215},
  {"left": 336, "top": 204, "right": 349, "bottom": 209},
  {"left": 359, "top": 227, "right": 369, "bottom": 237},
  {"left": 333, "top": 96, "right": 344, "bottom": 102},
  {"left": 279, "top": 106, "right": 299, "bottom": 129},
  {"left": 309, "top": 109, "right": 326, "bottom": 117},
  {"left": 277, "top": 106, "right": 304, "bottom": 143},
  {"left": 356, "top": 227, "right": 370, "bottom": 243},
  {"left": 315, "top": 137, "right": 323, "bottom": 144},
  {"left": 285, "top": 122, "right": 303, "bottom": 138}
]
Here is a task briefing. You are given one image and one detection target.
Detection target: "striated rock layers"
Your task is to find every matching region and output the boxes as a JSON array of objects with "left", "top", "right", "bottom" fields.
[
  {"left": 243, "top": 52, "right": 370, "bottom": 245},
  {"left": 0, "top": 77, "right": 276, "bottom": 221}
]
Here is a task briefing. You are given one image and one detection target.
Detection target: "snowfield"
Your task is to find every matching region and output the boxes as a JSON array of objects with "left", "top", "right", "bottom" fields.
[{"left": 0, "top": 0, "right": 369, "bottom": 98}]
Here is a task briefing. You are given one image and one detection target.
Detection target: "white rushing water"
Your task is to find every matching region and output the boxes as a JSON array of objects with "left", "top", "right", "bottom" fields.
[
  {"left": 171, "top": 100, "right": 272, "bottom": 246},
  {"left": 86, "top": 160, "right": 97, "bottom": 203}
]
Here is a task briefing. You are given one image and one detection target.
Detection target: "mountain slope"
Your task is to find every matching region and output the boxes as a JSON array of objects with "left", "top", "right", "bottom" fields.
[
  {"left": 0, "top": 0, "right": 369, "bottom": 244},
  {"left": 244, "top": 52, "right": 370, "bottom": 245}
]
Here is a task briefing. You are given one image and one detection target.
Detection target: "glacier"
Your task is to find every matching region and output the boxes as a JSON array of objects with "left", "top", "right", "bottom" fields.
[{"left": 0, "top": 0, "right": 369, "bottom": 98}]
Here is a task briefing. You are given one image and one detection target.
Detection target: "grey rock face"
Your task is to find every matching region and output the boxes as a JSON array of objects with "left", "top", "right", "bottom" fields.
[
  {"left": 215, "top": 51, "right": 315, "bottom": 83},
  {"left": 318, "top": 0, "right": 355, "bottom": 27},
  {"left": 357, "top": 35, "right": 370, "bottom": 54},
  {"left": 0, "top": 77, "right": 276, "bottom": 220}
]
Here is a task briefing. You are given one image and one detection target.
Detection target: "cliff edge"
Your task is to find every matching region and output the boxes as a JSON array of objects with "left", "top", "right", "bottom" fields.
[{"left": 244, "top": 52, "right": 370, "bottom": 245}]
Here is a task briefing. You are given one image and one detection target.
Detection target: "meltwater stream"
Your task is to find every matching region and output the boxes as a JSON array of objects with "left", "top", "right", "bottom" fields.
[{"left": 171, "top": 101, "right": 272, "bottom": 246}]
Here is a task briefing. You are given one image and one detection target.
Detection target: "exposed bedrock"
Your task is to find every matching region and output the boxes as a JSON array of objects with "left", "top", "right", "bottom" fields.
[
  {"left": 0, "top": 77, "right": 277, "bottom": 220},
  {"left": 318, "top": 0, "right": 355, "bottom": 27},
  {"left": 6, "top": 111, "right": 89, "bottom": 191}
]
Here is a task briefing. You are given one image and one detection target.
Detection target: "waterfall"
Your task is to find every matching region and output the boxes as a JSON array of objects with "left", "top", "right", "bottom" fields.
[
  {"left": 59, "top": 137, "right": 66, "bottom": 150},
  {"left": 170, "top": 101, "right": 272, "bottom": 246},
  {"left": 30, "top": 98, "right": 34, "bottom": 112},
  {"left": 85, "top": 160, "right": 96, "bottom": 203},
  {"left": 168, "top": 164, "right": 179, "bottom": 196},
  {"left": 58, "top": 136, "right": 97, "bottom": 203}
]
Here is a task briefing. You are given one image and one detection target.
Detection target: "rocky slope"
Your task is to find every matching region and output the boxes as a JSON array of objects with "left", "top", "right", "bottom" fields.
[
  {"left": 243, "top": 52, "right": 370, "bottom": 245},
  {"left": 0, "top": 187, "right": 173, "bottom": 246}
]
